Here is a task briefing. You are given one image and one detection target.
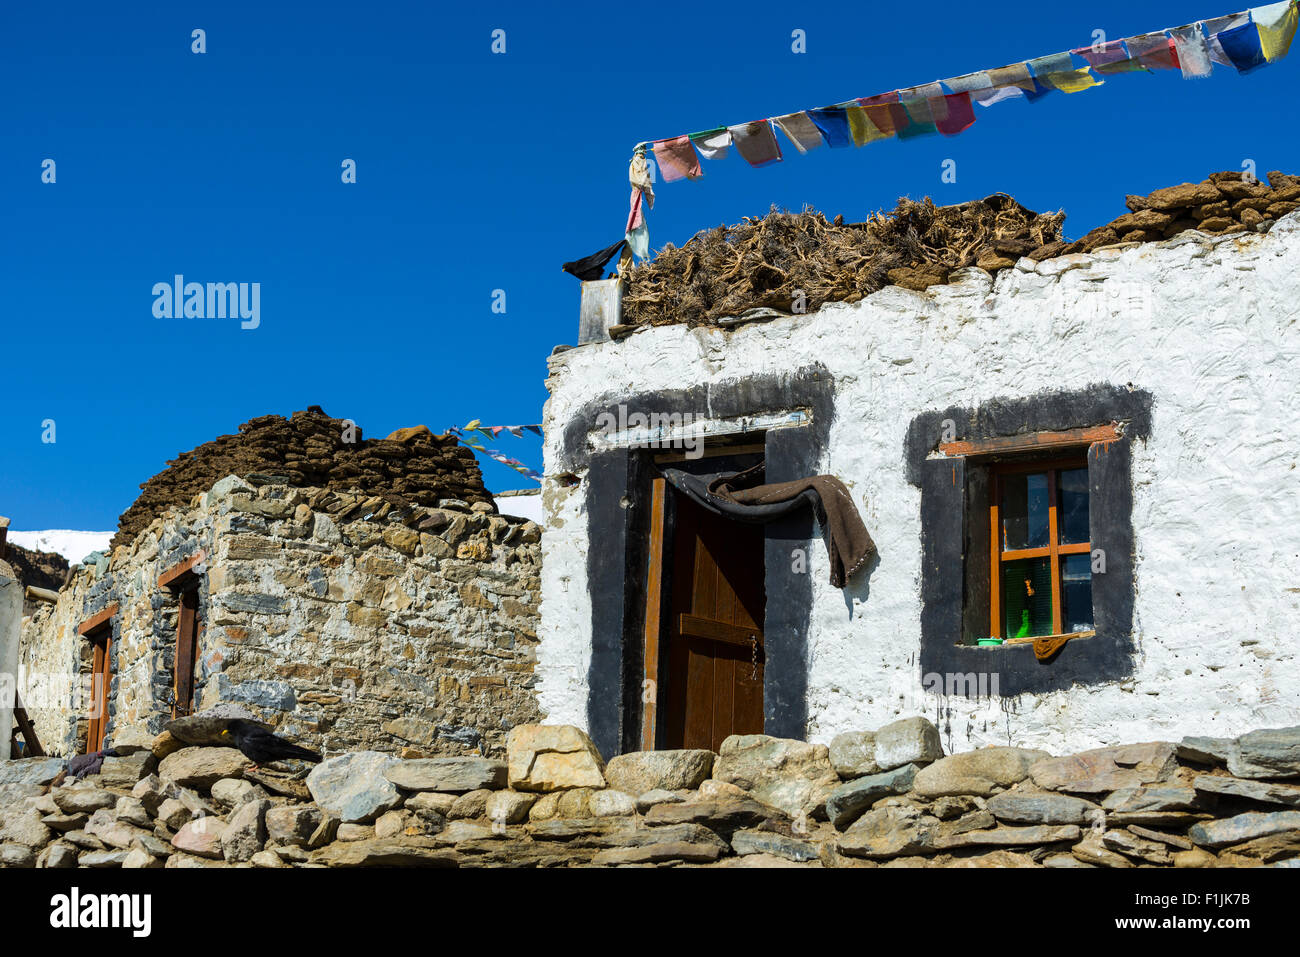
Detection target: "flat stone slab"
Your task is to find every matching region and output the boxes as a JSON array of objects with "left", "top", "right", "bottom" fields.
[
  {"left": 913, "top": 747, "right": 1049, "bottom": 798},
  {"left": 934, "top": 824, "right": 1081, "bottom": 850},
  {"left": 838, "top": 805, "right": 941, "bottom": 859},
  {"left": 730, "top": 828, "right": 821, "bottom": 862},
  {"left": 592, "top": 841, "right": 722, "bottom": 866},
  {"left": 310, "top": 838, "right": 460, "bottom": 867},
  {"left": 307, "top": 751, "right": 402, "bottom": 823},
  {"left": 1229, "top": 726, "right": 1300, "bottom": 780},
  {"left": 604, "top": 750, "right": 714, "bottom": 794},
  {"left": 1030, "top": 742, "right": 1178, "bottom": 794},
  {"left": 643, "top": 797, "right": 783, "bottom": 835},
  {"left": 826, "top": 764, "right": 919, "bottom": 829},
  {"left": 985, "top": 792, "right": 1101, "bottom": 825},
  {"left": 1189, "top": 810, "right": 1300, "bottom": 850},
  {"left": 1193, "top": 774, "right": 1300, "bottom": 808},
  {"left": 384, "top": 758, "right": 506, "bottom": 793},
  {"left": 1101, "top": 784, "right": 1206, "bottom": 813}
]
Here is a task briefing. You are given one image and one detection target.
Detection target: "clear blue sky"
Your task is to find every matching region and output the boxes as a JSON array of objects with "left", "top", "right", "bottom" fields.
[{"left": 2, "top": 1, "right": 1294, "bottom": 530}]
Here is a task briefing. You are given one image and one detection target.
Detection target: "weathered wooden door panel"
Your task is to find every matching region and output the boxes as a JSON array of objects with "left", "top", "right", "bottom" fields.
[
  {"left": 87, "top": 636, "right": 110, "bottom": 753},
  {"left": 661, "top": 491, "right": 765, "bottom": 752},
  {"left": 174, "top": 587, "right": 199, "bottom": 718}
]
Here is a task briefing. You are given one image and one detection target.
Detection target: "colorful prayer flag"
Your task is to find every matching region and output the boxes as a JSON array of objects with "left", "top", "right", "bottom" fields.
[
  {"left": 933, "top": 92, "right": 976, "bottom": 134},
  {"left": 1253, "top": 0, "right": 1299, "bottom": 60},
  {"left": 728, "top": 121, "right": 782, "bottom": 167},
  {"left": 807, "top": 108, "right": 854, "bottom": 147},
  {"left": 1218, "top": 18, "right": 1269, "bottom": 70},
  {"left": 773, "top": 112, "right": 825, "bottom": 153},
  {"left": 689, "top": 129, "right": 732, "bottom": 160},
  {"left": 1170, "top": 23, "right": 1214, "bottom": 77},
  {"left": 653, "top": 135, "right": 702, "bottom": 182}
]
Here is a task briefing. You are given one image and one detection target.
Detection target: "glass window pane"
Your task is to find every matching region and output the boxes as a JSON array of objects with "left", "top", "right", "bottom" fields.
[
  {"left": 1061, "top": 553, "right": 1094, "bottom": 633},
  {"left": 1058, "top": 467, "right": 1090, "bottom": 545},
  {"left": 1002, "top": 557, "right": 1054, "bottom": 639},
  {"left": 1000, "top": 472, "right": 1050, "bottom": 551}
]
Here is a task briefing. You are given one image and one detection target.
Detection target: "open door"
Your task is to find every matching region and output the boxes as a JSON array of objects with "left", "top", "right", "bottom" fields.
[{"left": 652, "top": 486, "right": 766, "bottom": 752}]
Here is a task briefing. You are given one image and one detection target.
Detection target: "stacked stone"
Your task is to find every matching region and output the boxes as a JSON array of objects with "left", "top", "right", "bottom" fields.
[
  {"left": 112, "top": 407, "right": 492, "bottom": 550},
  {"left": 4, "top": 717, "right": 1299, "bottom": 868},
  {"left": 1064, "top": 171, "right": 1300, "bottom": 255},
  {"left": 21, "top": 470, "right": 543, "bottom": 759}
]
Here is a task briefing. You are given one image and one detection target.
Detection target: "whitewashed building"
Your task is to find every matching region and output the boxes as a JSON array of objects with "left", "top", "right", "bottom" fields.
[{"left": 537, "top": 213, "right": 1300, "bottom": 760}]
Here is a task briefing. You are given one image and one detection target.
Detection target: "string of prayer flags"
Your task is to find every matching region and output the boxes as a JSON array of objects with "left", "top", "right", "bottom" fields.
[
  {"left": 627, "top": 2, "right": 1298, "bottom": 261},
  {"left": 448, "top": 423, "right": 543, "bottom": 482}
]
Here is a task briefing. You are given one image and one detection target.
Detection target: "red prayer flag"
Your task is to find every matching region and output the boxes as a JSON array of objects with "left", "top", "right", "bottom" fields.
[{"left": 653, "top": 135, "right": 702, "bottom": 182}]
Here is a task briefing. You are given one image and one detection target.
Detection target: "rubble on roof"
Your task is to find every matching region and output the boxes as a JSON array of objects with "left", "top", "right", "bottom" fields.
[
  {"left": 621, "top": 171, "right": 1299, "bottom": 329},
  {"left": 112, "top": 407, "right": 493, "bottom": 550}
]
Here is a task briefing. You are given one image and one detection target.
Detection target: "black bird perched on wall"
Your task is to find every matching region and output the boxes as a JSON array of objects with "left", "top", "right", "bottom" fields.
[{"left": 220, "top": 720, "right": 321, "bottom": 771}]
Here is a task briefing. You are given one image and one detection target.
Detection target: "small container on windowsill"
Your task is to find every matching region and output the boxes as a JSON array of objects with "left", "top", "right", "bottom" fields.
[{"left": 977, "top": 637, "right": 1004, "bottom": 646}]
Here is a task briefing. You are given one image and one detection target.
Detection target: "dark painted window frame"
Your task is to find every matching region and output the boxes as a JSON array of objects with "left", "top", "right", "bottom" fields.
[
  {"left": 555, "top": 365, "right": 834, "bottom": 759},
  {"left": 905, "top": 384, "right": 1153, "bottom": 697}
]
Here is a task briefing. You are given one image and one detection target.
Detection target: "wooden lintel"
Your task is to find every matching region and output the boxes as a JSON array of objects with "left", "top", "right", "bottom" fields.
[
  {"left": 158, "top": 552, "right": 203, "bottom": 589},
  {"left": 939, "top": 424, "right": 1120, "bottom": 458},
  {"left": 78, "top": 602, "right": 120, "bottom": 637}
]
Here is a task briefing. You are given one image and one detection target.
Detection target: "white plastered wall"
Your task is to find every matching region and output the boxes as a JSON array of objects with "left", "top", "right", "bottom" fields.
[{"left": 539, "top": 215, "right": 1300, "bottom": 756}]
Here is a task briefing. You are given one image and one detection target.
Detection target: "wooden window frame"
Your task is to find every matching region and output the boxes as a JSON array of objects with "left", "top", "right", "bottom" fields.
[
  {"left": 160, "top": 556, "right": 204, "bottom": 719},
  {"left": 988, "top": 454, "right": 1091, "bottom": 641}
]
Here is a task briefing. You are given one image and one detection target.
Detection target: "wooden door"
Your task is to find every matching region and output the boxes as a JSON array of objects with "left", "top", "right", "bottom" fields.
[
  {"left": 174, "top": 587, "right": 199, "bottom": 718},
  {"left": 86, "top": 633, "right": 110, "bottom": 753},
  {"left": 661, "top": 491, "right": 765, "bottom": 752}
]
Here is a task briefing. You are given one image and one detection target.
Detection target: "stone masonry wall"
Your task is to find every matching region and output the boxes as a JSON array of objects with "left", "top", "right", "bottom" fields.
[
  {"left": 20, "top": 473, "right": 542, "bottom": 759},
  {"left": 3, "top": 717, "right": 1299, "bottom": 869}
]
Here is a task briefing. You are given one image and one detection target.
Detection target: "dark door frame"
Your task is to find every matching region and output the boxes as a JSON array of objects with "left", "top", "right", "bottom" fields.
[{"left": 562, "top": 366, "right": 834, "bottom": 759}]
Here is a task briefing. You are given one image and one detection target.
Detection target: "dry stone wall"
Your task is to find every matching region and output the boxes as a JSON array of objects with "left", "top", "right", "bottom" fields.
[
  {"left": 3, "top": 717, "right": 1299, "bottom": 869},
  {"left": 20, "top": 472, "right": 542, "bottom": 759}
]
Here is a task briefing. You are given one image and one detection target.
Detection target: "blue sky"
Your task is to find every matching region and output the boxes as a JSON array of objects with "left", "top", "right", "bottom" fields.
[{"left": 2, "top": 1, "right": 1294, "bottom": 531}]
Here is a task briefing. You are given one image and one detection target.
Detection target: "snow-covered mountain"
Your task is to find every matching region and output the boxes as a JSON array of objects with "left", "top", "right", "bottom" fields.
[{"left": 7, "top": 530, "right": 114, "bottom": 565}]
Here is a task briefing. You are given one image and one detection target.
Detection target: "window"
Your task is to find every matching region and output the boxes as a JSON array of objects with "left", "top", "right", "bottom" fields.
[
  {"left": 989, "top": 458, "right": 1093, "bottom": 641},
  {"left": 159, "top": 553, "right": 204, "bottom": 718},
  {"left": 909, "top": 385, "right": 1150, "bottom": 695}
]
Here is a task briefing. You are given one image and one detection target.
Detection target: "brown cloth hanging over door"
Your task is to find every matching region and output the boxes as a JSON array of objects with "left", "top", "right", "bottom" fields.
[{"left": 662, "top": 462, "right": 876, "bottom": 587}]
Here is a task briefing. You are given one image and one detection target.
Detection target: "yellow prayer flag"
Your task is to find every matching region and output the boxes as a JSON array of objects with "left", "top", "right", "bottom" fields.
[
  {"left": 1044, "top": 67, "right": 1104, "bottom": 93},
  {"left": 1256, "top": 0, "right": 1299, "bottom": 61},
  {"left": 846, "top": 106, "right": 889, "bottom": 146}
]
